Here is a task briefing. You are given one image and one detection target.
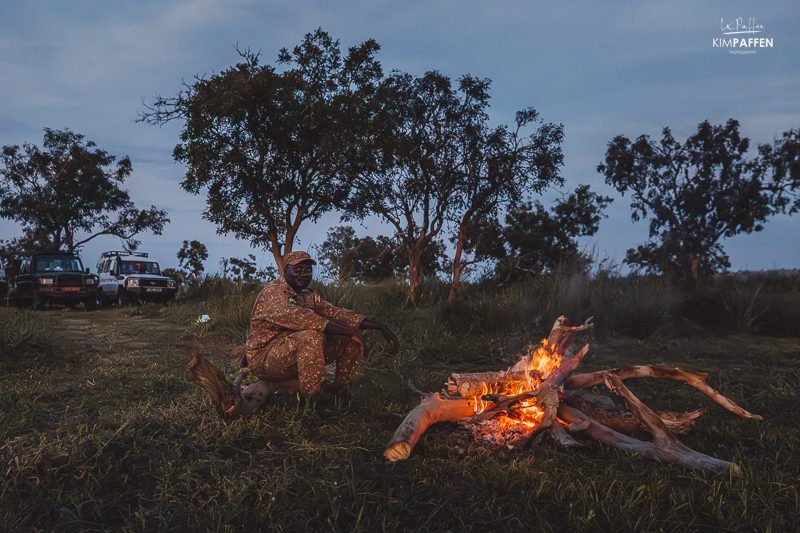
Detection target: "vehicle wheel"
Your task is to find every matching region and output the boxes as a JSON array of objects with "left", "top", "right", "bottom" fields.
[
  {"left": 117, "top": 288, "right": 130, "bottom": 307},
  {"left": 34, "top": 294, "right": 47, "bottom": 310},
  {"left": 97, "top": 289, "right": 107, "bottom": 308},
  {"left": 85, "top": 294, "right": 98, "bottom": 311}
]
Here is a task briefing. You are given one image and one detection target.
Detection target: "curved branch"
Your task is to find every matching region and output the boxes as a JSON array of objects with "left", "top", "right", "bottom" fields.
[
  {"left": 384, "top": 394, "right": 478, "bottom": 462},
  {"left": 564, "top": 365, "right": 761, "bottom": 420}
]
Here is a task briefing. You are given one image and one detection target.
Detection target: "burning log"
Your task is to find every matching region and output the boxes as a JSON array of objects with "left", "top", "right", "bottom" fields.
[
  {"left": 447, "top": 370, "right": 539, "bottom": 399},
  {"left": 384, "top": 316, "right": 759, "bottom": 475}
]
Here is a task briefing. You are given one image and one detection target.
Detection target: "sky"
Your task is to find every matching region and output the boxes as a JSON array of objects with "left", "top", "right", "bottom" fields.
[{"left": 1, "top": 0, "right": 799, "bottom": 276}]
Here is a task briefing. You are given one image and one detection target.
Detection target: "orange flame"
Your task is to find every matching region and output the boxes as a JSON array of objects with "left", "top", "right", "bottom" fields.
[{"left": 468, "top": 339, "right": 562, "bottom": 440}]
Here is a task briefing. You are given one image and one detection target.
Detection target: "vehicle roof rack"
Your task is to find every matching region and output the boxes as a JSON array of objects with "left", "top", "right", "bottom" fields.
[
  {"left": 101, "top": 251, "right": 149, "bottom": 258},
  {"left": 25, "top": 249, "right": 78, "bottom": 256}
]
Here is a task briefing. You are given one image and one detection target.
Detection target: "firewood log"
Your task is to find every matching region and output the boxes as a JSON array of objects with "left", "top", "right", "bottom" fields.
[
  {"left": 558, "top": 374, "right": 741, "bottom": 475},
  {"left": 560, "top": 391, "right": 704, "bottom": 436},
  {"left": 564, "top": 365, "right": 761, "bottom": 420},
  {"left": 384, "top": 394, "right": 479, "bottom": 462}
]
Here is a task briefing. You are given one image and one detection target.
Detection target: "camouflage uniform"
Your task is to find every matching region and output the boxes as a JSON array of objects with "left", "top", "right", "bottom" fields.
[{"left": 245, "top": 276, "right": 365, "bottom": 396}]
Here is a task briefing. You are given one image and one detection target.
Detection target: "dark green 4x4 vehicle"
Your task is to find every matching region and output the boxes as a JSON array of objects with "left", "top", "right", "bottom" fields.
[{"left": 14, "top": 250, "right": 100, "bottom": 310}]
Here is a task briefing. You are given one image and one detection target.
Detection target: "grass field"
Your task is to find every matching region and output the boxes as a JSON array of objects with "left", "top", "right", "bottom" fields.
[{"left": 1, "top": 275, "right": 799, "bottom": 532}]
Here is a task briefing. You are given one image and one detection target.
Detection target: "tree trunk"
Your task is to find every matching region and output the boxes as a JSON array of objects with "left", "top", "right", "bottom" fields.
[
  {"left": 447, "top": 224, "right": 467, "bottom": 305},
  {"left": 560, "top": 391, "right": 705, "bottom": 436},
  {"left": 407, "top": 244, "right": 424, "bottom": 304},
  {"left": 187, "top": 352, "right": 300, "bottom": 420},
  {"left": 269, "top": 235, "right": 285, "bottom": 276},
  {"left": 558, "top": 373, "right": 740, "bottom": 475}
]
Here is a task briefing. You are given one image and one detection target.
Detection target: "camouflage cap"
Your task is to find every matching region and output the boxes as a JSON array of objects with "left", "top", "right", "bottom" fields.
[{"left": 283, "top": 251, "right": 317, "bottom": 267}]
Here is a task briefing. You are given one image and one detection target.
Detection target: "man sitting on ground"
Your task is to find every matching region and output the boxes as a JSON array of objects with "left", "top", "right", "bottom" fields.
[
  {"left": 245, "top": 251, "right": 399, "bottom": 399},
  {"left": 188, "top": 251, "right": 399, "bottom": 418}
]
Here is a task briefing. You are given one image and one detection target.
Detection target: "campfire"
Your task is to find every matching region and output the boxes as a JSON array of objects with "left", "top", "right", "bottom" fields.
[
  {"left": 456, "top": 338, "right": 563, "bottom": 447},
  {"left": 384, "top": 316, "right": 761, "bottom": 475}
]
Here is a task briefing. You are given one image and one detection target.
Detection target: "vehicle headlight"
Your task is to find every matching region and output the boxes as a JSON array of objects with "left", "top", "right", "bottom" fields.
[
  {"left": 167, "top": 280, "right": 176, "bottom": 288},
  {"left": 127, "top": 279, "right": 140, "bottom": 288},
  {"left": 85, "top": 278, "right": 98, "bottom": 285},
  {"left": 39, "top": 278, "right": 54, "bottom": 286}
]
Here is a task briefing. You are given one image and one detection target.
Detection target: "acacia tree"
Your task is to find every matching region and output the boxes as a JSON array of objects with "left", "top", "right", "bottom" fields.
[
  {"left": 315, "top": 225, "right": 448, "bottom": 284},
  {"left": 351, "top": 70, "right": 478, "bottom": 303},
  {"left": 447, "top": 81, "right": 565, "bottom": 303},
  {"left": 598, "top": 119, "right": 800, "bottom": 278},
  {"left": 314, "top": 226, "right": 401, "bottom": 283},
  {"left": 177, "top": 239, "right": 208, "bottom": 279},
  {"left": 464, "top": 185, "right": 612, "bottom": 283},
  {"left": 0, "top": 128, "right": 168, "bottom": 252},
  {"left": 140, "top": 29, "right": 384, "bottom": 273},
  {"left": 353, "top": 71, "right": 564, "bottom": 302}
]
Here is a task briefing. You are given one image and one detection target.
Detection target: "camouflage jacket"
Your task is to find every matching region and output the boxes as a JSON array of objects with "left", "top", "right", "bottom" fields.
[{"left": 246, "top": 277, "right": 365, "bottom": 352}]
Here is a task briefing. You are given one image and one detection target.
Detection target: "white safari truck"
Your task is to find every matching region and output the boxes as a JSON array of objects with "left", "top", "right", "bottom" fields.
[{"left": 95, "top": 251, "right": 177, "bottom": 306}]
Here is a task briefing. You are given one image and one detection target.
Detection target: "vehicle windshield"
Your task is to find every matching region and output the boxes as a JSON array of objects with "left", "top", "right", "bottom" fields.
[
  {"left": 121, "top": 261, "right": 161, "bottom": 275},
  {"left": 36, "top": 255, "right": 84, "bottom": 272}
]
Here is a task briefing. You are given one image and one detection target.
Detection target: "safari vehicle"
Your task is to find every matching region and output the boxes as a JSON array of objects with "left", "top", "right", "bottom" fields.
[
  {"left": 14, "top": 250, "right": 99, "bottom": 310},
  {"left": 95, "top": 251, "right": 177, "bottom": 306}
]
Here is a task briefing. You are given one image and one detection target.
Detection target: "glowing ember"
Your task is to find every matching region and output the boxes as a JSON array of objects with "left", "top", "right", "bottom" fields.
[{"left": 466, "top": 339, "right": 562, "bottom": 444}]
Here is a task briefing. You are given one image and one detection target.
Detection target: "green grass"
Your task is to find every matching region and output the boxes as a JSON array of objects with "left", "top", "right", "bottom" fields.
[{"left": 1, "top": 273, "right": 799, "bottom": 532}]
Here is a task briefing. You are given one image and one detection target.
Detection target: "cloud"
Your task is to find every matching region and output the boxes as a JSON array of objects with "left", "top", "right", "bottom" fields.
[{"left": 1, "top": 0, "right": 798, "bottom": 273}]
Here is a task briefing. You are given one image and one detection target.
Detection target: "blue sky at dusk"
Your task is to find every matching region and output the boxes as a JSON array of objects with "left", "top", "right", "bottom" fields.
[{"left": 1, "top": 1, "right": 798, "bottom": 275}]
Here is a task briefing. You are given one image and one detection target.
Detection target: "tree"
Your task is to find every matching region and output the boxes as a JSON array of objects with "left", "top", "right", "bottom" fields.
[
  {"left": 177, "top": 239, "right": 207, "bottom": 279},
  {"left": 315, "top": 226, "right": 400, "bottom": 283},
  {"left": 352, "top": 71, "right": 563, "bottom": 302},
  {"left": 447, "top": 84, "right": 565, "bottom": 303},
  {"left": 221, "top": 254, "right": 277, "bottom": 282},
  {"left": 464, "top": 185, "right": 612, "bottom": 283},
  {"left": 140, "top": 29, "right": 384, "bottom": 273},
  {"left": 598, "top": 120, "right": 800, "bottom": 278},
  {"left": 351, "top": 71, "right": 477, "bottom": 302},
  {"left": 0, "top": 128, "right": 169, "bottom": 253},
  {"left": 315, "top": 225, "right": 449, "bottom": 284}
]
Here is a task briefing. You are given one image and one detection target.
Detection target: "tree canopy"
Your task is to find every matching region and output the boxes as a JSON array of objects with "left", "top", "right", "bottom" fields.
[
  {"left": 0, "top": 128, "right": 168, "bottom": 254},
  {"left": 446, "top": 98, "right": 565, "bottom": 302},
  {"left": 464, "top": 185, "right": 612, "bottom": 283},
  {"left": 350, "top": 70, "right": 563, "bottom": 302},
  {"left": 315, "top": 225, "right": 448, "bottom": 284},
  {"left": 140, "top": 29, "right": 384, "bottom": 273},
  {"left": 349, "top": 70, "right": 464, "bottom": 302},
  {"left": 177, "top": 239, "right": 208, "bottom": 279},
  {"left": 598, "top": 119, "right": 800, "bottom": 278}
]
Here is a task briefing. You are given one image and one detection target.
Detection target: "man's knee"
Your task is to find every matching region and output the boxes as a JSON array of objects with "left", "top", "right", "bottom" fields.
[
  {"left": 347, "top": 340, "right": 364, "bottom": 358},
  {"left": 345, "top": 336, "right": 364, "bottom": 357},
  {"left": 291, "top": 329, "right": 325, "bottom": 349}
]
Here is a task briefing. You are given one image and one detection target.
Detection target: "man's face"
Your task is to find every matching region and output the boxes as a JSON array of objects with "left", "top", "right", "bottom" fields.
[{"left": 284, "top": 261, "right": 313, "bottom": 290}]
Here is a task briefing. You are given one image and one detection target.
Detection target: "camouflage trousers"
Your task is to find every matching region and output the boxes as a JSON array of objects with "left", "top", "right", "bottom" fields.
[{"left": 246, "top": 330, "right": 363, "bottom": 397}]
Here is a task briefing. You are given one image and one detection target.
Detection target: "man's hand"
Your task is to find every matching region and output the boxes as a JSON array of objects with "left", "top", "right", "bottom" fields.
[
  {"left": 360, "top": 318, "right": 400, "bottom": 355},
  {"left": 380, "top": 324, "right": 400, "bottom": 355}
]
